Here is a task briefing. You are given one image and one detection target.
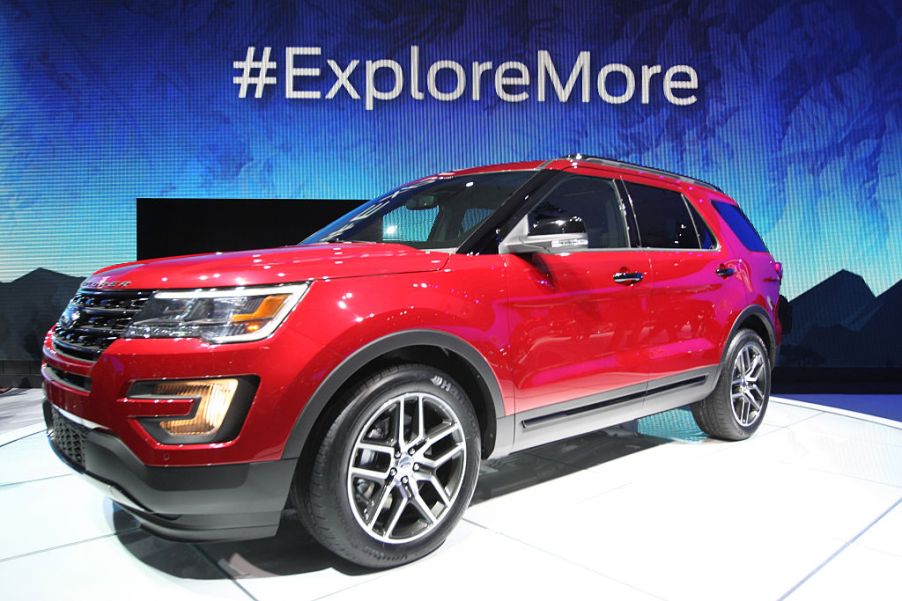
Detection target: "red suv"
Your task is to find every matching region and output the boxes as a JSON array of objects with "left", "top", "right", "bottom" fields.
[{"left": 43, "top": 155, "right": 784, "bottom": 567}]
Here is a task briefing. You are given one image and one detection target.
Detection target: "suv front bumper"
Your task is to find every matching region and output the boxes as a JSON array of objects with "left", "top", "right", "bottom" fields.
[{"left": 44, "top": 401, "right": 295, "bottom": 541}]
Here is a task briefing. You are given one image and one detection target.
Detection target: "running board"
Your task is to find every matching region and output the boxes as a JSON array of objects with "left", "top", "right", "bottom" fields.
[{"left": 509, "top": 367, "right": 717, "bottom": 453}]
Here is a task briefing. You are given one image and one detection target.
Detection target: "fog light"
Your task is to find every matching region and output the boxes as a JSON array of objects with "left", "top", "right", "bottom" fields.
[{"left": 150, "top": 379, "right": 239, "bottom": 437}]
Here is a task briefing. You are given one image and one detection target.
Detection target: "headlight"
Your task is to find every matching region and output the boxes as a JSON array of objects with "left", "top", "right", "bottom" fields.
[{"left": 124, "top": 284, "right": 308, "bottom": 343}]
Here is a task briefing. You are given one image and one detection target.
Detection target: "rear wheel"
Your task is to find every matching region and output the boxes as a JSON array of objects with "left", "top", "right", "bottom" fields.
[
  {"left": 293, "top": 364, "right": 481, "bottom": 568},
  {"left": 692, "top": 329, "right": 771, "bottom": 441}
]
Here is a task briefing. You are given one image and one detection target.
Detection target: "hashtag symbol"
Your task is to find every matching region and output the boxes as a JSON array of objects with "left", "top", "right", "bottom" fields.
[{"left": 233, "top": 46, "right": 277, "bottom": 98}]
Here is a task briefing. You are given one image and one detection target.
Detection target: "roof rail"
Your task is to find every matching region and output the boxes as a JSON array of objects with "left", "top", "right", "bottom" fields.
[{"left": 562, "top": 154, "right": 723, "bottom": 192}]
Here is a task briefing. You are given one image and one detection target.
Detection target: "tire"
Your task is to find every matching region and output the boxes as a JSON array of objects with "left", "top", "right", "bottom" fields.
[
  {"left": 293, "top": 363, "right": 481, "bottom": 568},
  {"left": 692, "top": 329, "right": 771, "bottom": 441}
]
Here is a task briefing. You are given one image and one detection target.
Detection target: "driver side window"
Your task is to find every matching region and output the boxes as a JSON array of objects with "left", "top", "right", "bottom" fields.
[{"left": 529, "top": 175, "right": 628, "bottom": 249}]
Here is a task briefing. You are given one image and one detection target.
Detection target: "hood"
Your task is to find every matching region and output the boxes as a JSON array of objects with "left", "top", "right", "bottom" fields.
[{"left": 84, "top": 243, "right": 450, "bottom": 290}]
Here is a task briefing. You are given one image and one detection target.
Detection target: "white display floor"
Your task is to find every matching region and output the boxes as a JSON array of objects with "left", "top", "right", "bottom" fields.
[{"left": 0, "top": 397, "right": 899, "bottom": 600}]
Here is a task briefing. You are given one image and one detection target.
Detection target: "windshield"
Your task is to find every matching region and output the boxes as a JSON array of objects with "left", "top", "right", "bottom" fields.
[{"left": 303, "top": 171, "right": 534, "bottom": 250}]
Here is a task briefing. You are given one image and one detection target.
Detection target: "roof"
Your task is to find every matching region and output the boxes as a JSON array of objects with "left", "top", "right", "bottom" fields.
[
  {"left": 560, "top": 154, "right": 723, "bottom": 192},
  {"left": 439, "top": 156, "right": 724, "bottom": 193}
]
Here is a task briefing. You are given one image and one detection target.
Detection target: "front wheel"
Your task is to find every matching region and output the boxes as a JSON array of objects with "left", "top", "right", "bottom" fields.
[
  {"left": 293, "top": 364, "right": 481, "bottom": 568},
  {"left": 692, "top": 329, "right": 771, "bottom": 441}
]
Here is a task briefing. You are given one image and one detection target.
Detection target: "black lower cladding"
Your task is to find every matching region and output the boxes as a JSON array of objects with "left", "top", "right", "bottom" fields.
[
  {"left": 43, "top": 401, "right": 296, "bottom": 541},
  {"left": 47, "top": 404, "right": 89, "bottom": 467}
]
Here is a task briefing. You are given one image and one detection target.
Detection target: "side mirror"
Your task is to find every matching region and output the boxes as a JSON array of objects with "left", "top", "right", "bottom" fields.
[
  {"left": 504, "top": 232, "right": 589, "bottom": 254},
  {"left": 504, "top": 216, "right": 589, "bottom": 254},
  {"left": 532, "top": 216, "right": 586, "bottom": 236},
  {"left": 499, "top": 215, "right": 590, "bottom": 255}
]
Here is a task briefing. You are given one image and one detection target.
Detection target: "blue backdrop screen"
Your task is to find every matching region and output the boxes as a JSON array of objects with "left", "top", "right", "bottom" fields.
[{"left": 0, "top": 0, "right": 899, "bottom": 369}]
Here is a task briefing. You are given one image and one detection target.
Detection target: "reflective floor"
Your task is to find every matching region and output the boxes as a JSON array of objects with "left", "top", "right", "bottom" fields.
[
  {"left": 0, "top": 388, "right": 44, "bottom": 444},
  {"left": 0, "top": 398, "right": 899, "bottom": 600}
]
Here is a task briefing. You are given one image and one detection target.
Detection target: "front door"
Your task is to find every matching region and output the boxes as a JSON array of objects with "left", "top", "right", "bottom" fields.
[{"left": 504, "top": 171, "right": 655, "bottom": 414}]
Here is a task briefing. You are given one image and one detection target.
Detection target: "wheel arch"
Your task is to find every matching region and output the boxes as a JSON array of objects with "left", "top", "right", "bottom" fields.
[
  {"left": 725, "top": 305, "right": 776, "bottom": 366},
  {"left": 281, "top": 330, "right": 507, "bottom": 462}
]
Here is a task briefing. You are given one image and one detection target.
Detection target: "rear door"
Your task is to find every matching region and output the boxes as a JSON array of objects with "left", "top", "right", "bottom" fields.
[
  {"left": 621, "top": 178, "right": 746, "bottom": 378},
  {"left": 504, "top": 171, "right": 654, "bottom": 414}
]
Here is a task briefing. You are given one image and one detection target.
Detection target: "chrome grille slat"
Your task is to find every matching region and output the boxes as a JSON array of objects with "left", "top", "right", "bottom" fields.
[
  {"left": 79, "top": 307, "right": 143, "bottom": 316},
  {"left": 53, "top": 288, "right": 152, "bottom": 362},
  {"left": 67, "top": 326, "right": 127, "bottom": 336}
]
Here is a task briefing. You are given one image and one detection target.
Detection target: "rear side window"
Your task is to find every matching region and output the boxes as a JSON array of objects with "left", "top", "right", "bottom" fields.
[
  {"left": 529, "top": 175, "right": 627, "bottom": 249},
  {"left": 713, "top": 201, "right": 769, "bottom": 252},
  {"left": 625, "top": 182, "right": 699, "bottom": 249},
  {"left": 685, "top": 201, "right": 717, "bottom": 249}
]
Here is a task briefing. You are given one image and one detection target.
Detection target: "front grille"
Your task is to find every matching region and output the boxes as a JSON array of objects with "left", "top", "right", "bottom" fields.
[
  {"left": 48, "top": 406, "right": 89, "bottom": 468},
  {"left": 53, "top": 288, "right": 151, "bottom": 362}
]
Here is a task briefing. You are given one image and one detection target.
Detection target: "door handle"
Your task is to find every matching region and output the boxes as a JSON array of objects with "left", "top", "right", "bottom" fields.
[
  {"left": 715, "top": 265, "right": 736, "bottom": 278},
  {"left": 613, "top": 271, "right": 644, "bottom": 284}
]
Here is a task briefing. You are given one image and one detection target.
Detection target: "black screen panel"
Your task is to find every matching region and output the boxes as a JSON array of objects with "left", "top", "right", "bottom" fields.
[{"left": 137, "top": 198, "right": 365, "bottom": 260}]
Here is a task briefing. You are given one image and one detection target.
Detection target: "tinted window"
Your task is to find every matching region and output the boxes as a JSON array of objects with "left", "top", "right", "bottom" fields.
[
  {"left": 304, "top": 171, "right": 533, "bottom": 249},
  {"left": 461, "top": 207, "right": 494, "bottom": 233},
  {"left": 626, "top": 182, "right": 700, "bottom": 249},
  {"left": 713, "top": 201, "right": 769, "bottom": 252},
  {"left": 383, "top": 207, "right": 437, "bottom": 242},
  {"left": 529, "top": 176, "right": 627, "bottom": 249},
  {"left": 686, "top": 201, "right": 717, "bottom": 249}
]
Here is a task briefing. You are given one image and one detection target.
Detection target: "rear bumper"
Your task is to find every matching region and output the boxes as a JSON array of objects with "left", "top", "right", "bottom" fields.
[{"left": 44, "top": 400, "right": 295, "bottom": 541}]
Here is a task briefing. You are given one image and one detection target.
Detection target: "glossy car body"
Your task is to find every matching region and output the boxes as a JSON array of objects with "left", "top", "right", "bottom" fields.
[{"left": 42, "top": 155, "right": 783, "bottom": 542}]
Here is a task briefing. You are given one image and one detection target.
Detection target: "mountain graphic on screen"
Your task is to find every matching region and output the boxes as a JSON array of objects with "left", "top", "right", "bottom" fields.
[
  {"left": 0, "top": 269, "right": 82, "bottom": 362},
  {"left": 779, "top": 270, "right": 901, "bottom": 368}
]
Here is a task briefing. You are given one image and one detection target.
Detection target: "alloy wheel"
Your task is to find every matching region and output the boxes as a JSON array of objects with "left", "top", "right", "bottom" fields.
[
  {"left": 730, "top": 343, "right": 767, "bottom": 427},
  {"left": 346, "top": 391, "right": 467, "bottom": 544}
]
